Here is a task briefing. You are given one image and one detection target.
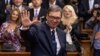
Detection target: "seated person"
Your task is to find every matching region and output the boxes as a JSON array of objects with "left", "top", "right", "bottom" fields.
[
  {"left": 0, "top": 9, "right": 21, "bottom": 51},
  {"left": 58, "top": 5, "right": 81, "bottom": 54}
]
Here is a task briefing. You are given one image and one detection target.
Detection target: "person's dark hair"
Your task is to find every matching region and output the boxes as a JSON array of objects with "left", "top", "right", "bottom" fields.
[
  {"left": 94, "top": 10, "right": 100, "bottom": 23},
  {"left": 47, "top": 5, "right": 62, "bottom": 16},
  {"left": 91, "top": 4, "right": 100, "bottom": 16},
  {"left": 96, "top": 10, "right": 100, "bottom": 17}
]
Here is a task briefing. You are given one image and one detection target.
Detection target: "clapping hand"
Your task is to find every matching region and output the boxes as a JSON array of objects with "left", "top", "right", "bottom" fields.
[{"left": 66, "top": 25, "right": 72, "bottom": 33}]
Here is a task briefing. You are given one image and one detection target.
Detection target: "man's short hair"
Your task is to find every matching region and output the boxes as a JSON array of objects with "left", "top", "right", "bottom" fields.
[{"left": 47, "top": 5, "right": 62, "bottom": 15}]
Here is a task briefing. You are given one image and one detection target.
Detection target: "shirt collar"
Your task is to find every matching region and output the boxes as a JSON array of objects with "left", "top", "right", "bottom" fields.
[
  {"left": 50, "top": 28, "right": 56, "bottom": 32},
  {"left": 34, "top": 7, "right": 41, "bottom": 11}
]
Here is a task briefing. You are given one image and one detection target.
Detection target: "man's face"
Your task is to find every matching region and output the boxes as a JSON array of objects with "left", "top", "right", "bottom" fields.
[
  {"left": 13, "top": 0, "right": 23, "bottom": 6},
  {"left": 46, "top": 11, "right": 61, "bottom": 29},
  {"left": 32, "top": 0, "right": 42, "bottom": 7}
]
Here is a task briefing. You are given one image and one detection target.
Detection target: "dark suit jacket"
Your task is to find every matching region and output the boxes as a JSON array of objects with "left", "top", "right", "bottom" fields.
[
  {"left": 29, "top": 8, "right": 47, "bottom": 22},
  {"left": 20, "top": 22, "right": 66, "bottom": 56},
  {"left": 42, "top": 0, "right": 64, "bottom": 9},
  {"left": 78, "top": 0, "right": 100, "bottom": 21},
  {"left": 23, "top": 0, "right": 31, "bottom": 6},
  {"left": 0, "top": 0, "right": 9, "bottom": 25}
]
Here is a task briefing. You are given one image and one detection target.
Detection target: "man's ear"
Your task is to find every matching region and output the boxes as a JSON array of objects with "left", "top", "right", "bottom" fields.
[{"left": 46, "top": 15, "right": 48, "bottom": 20}]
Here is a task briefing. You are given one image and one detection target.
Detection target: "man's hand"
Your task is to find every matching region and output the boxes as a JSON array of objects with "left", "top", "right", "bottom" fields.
[{"left": 21, "top": 10, "right": 32, "bottom": 27}]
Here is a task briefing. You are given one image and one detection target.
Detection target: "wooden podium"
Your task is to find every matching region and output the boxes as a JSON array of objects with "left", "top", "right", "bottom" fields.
[
  {"left": 0, "top": 52, "right": 30, "bottom": 56},
  {"left": 67, "top": 51, "right": 78, "bottom": 56},
  {"left": 0, "top": 52, "right": 79, "bottom": 56},
  {"left": 81, "top": 40, "right": 91, "bottom": 56}
]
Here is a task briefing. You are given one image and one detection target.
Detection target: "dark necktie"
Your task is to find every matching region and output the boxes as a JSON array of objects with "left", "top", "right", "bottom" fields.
[
  {"left": 34, "top": 9, "right": 38, "bottom": 17},
  {"left": 51, "top": 30, "right": 57, "bottom": 55}
]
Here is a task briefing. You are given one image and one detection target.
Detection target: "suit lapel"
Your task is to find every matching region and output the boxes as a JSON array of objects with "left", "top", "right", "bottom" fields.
[
  {"left": 87, "top": 0, "right": 90, "bottom": 10},
  {"left": 38, "top": 8, "right": 42, "bottom": 17},
  {"left": 56, "top": 28, "right": 64, "bottom": 54},
  {"left": 29, "top": 9, "right": 34, "bottom": 20},
  {"left": 42, "top": 23, "right": 55, "bottom": 55},
  {"left": 42, "top": 23, "right": 65, "bottom": 55}
]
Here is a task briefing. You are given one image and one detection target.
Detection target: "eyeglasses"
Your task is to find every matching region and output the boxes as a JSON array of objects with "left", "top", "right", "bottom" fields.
[{"left": 48, "top": 15, "right": 61, "bottom": 21}]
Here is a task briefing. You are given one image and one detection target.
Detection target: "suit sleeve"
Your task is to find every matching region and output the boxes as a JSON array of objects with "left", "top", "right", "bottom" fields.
[
  {"left": 20, "top": 26, "right": 37, "bottom": 43},
  {"left": 62, "top": 32, "right": 67, "bottom": 56}
]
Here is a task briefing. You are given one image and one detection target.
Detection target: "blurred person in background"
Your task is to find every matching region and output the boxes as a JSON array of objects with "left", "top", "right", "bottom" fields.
[
  {"left": 0, "top": 9, "right": 22, "bottom": 52},
  {"left": 42, "top": 0, "right": 64, "bottom": 9},
  {"left": 78, "top": 0, "right": 100, "bottom": 28},
  {"left": 0, "top": 0, "right": 13, "bottom": 26},
  {"left": 85, "top": 7, "right": 100, "bottom": 29},
  {"left": 85, "top": 6, "right": 100, "bottom": 56},
  {"left": 6, "top": 0, "right": 29, "bottom": 21},
  {"left": 58, "top": 5, "right": 81, "bottom": 55},
  {"left": 29, "top": 0, "right": 47, "bottom": 22},
  {"left": 90, "top": 10, "right": 100, "bottom": 56}
]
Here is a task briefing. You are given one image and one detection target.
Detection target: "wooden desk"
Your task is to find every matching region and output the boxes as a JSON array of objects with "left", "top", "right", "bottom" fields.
[
  {"left": 67, "top": 51, "right": 78, "bottom": 56},
  {"left": 0, "top": 40, "right": 25, "bottom": 51},
  {"left": 81, "top": 40, "right": 91, "bottom": 56},
  {"left": 81, "top": 29, "right": 93, "bottom": 36},
  {"left": 0, "top": 52, "right": 30, "bottom": 56},
  {"left": 0, "top": 51, "right": 79, "bottom": 56}
]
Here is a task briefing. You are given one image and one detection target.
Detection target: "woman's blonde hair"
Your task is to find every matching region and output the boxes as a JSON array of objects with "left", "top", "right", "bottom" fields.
[
  {"left": 9, "top": 9, "right": 21, "bottom": 25},
  {"left": 61, "top": 5, "right": 78, "bottom": 25}
]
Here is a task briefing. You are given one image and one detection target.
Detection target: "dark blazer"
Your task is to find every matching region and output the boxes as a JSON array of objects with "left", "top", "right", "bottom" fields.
[
  {"left": 78, "top": 0, "right": 100, "bottom": 21},
  {"left": 29, "top": 8, "right": 47, "bottom": 22},
  {"left": 23, "top": 0, "right": 31, "bottom": 6},
  {"left": 42, "top": 0, "right": 64, "bottom": 9},
  {"left": 0, "top": 0, "right": 8, "bottom": 25},
  {"left": 20, "top": 22, "right": 66, "bottom": 56},
  {"left": 85, "top": 17, "right": 97, "bottom": 29}
]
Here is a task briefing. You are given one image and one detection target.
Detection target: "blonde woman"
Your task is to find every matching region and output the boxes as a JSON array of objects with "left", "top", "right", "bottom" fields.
[
  {"left": 58, "top": 5, "right": 81, "bottom": 53},
  {"left": 61, "top": 5, "right": 77, "bottom": 32},
  {"left": 0, "top": 9, "right": 21, "bottom": 51}
]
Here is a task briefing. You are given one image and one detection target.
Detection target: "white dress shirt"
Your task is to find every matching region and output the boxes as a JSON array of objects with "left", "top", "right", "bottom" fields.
[
  {"left": 34, "top": 7, "right": 41, "bottom": 17},
  {"left": 89, "top": 0, "right": 94, "bottom": 10},
  {"left": 5, "top": 0, "right": 10, "bottom": 4},
  {"left": 50, "top": 29, "right": 61, "bottom": 54}
]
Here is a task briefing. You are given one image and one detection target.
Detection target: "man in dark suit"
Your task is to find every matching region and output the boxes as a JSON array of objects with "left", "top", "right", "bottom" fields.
[
  {"left": 42, "top": 0, "right": 64, "bottom": 9},
  {"left": 29, "top": 0, "right": 47, "bottom": 22},
  {"left": 23, "top": 0, "right": 31, "bottom": 6},
  {"left": 20, "top": 5, "right": 66, "bottom": 56},
  {"left": 78, "top": 0, "right": 100, "bottom": 22}
]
